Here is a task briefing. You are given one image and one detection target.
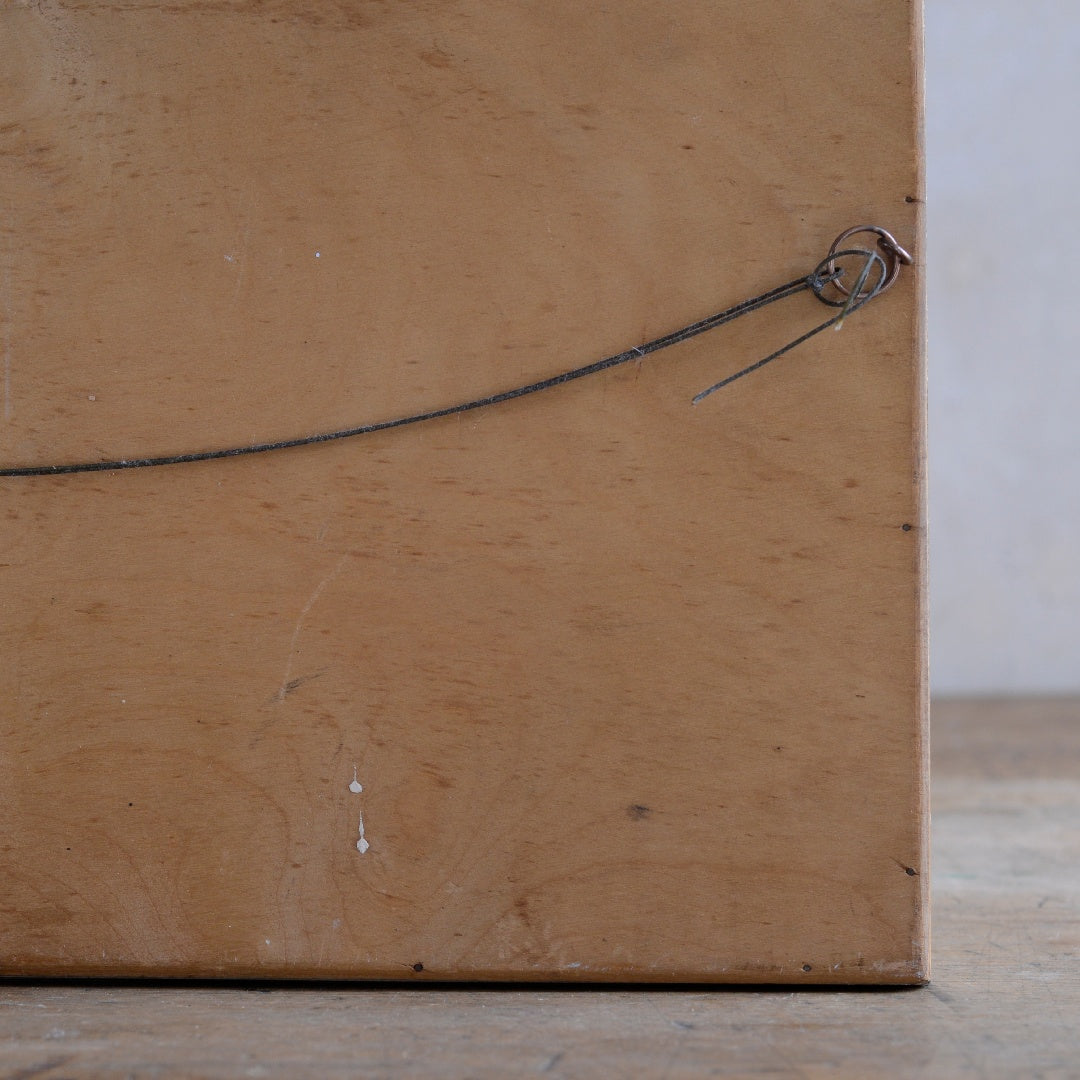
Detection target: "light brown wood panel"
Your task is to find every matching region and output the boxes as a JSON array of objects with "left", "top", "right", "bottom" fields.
[{"left": 0, "top": 1, "right": 925, "bottom": 982}]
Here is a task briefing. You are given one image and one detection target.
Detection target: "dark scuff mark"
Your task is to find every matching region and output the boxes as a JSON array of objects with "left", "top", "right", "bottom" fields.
[{"left": 270, "top": 670, "right": 327, "bottom": 704}]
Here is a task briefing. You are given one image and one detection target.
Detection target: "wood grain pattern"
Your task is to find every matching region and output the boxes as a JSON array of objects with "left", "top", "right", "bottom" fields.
[
  {"left": 2, "top": 701, "right": 1074, "bottom": 1078},
  {"left": 0, "top": 1, "right": 925, "bottom": 982}
]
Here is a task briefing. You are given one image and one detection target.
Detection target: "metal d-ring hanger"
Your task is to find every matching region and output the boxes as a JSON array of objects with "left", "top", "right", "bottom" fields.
[
  {"left": 0, "top": 226, "right": 910, "bottom": 477},
  {"left": 822, "top": 225, "right": 913, "bottom": 301}
]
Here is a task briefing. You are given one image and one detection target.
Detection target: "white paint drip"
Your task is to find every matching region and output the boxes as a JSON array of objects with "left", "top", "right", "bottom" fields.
[{"left": 350, "top": 766, "right": 369, "bottom": 853}]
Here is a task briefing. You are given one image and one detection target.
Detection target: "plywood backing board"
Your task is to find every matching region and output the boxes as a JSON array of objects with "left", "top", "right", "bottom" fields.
[{"left": 0, "top": 0, "right": 926, "bottom": 982}]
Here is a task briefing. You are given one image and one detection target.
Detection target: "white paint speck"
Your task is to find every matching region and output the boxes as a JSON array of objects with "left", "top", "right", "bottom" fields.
[
  {"left": 314, "top": 251, "right": 321, "bottom": 258},
  {"left": 350, "top": 767, "right": 369, "bottom": 853},
  {"left": 87, "top": 393, "right": 96, "bottom": 401},
  {"left": 224, "top": 253, "right": 236, "bottom": 263},
  {"left": 265, "top": 939, "right": 271, "bottom": 946}
]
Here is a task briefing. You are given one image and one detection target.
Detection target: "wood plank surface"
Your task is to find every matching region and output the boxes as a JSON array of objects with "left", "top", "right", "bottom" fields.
[
  {"left": 1, "top": 0, "right": 925, "bottom": 982},
  {"left": 1, "top": 699, "right": 1076, "bottom": 1077}
]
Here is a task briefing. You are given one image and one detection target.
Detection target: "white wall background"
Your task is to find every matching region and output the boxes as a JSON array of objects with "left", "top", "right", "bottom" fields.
[{"left": 927, "top": 2, "right": 1080, "bottom": 695}]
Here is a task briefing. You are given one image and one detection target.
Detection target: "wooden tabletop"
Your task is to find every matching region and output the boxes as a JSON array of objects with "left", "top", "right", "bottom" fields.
[{"left": 1, "top": 698, "right": 1076, "bottom": 1077}]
